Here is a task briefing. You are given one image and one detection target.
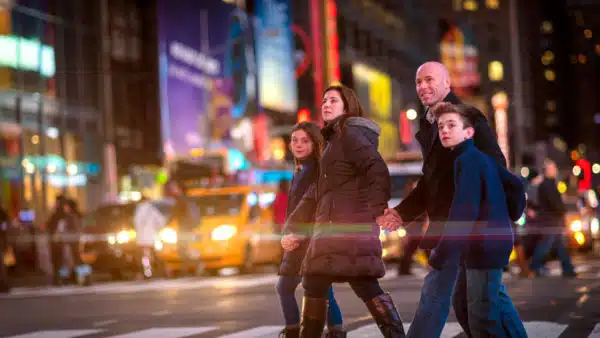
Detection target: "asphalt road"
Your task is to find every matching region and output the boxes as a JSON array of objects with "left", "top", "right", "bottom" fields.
[{"left": 2, "top": 257, "right": 600, "bottom": 338}]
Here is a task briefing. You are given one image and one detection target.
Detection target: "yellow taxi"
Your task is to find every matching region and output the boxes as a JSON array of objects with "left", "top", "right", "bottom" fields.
[{"left": 154, "top": 185, "right": 283, "bottom": 275}]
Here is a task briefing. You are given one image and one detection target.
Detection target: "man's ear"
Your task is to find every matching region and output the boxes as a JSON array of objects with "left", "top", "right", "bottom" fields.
[{"left": 466, "top": 127, "right": 475, "bottom": 139}]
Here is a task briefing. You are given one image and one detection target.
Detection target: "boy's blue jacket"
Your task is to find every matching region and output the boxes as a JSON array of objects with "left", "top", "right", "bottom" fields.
[{"left": 428, "top": 138, "right": 526, "bottom": 270}]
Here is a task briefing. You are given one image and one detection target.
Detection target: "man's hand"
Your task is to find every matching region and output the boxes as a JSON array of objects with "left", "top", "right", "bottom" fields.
[
  {"left": 281, "top": 234, "right": 301, "bottom": 252},
  {"left": 377, "top": 208, "right": 403, "bottom": 231}
]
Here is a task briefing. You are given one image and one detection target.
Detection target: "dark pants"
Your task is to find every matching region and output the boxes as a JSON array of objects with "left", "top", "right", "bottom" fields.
[
  {"left": 51, "top": 240, "right": 82, "bottom": 278},
  {"left": 399, "top": 236, "right": 420, "bottom": 274},
  {"left": 276, "top": 275, "right": 343, "bottom": 327},
  {"left": 303, "top": 275, "right": 384, "bottom": 302},
  {"left": 529, "top": 233, "right": 575, "bottom": 275},
  {"left": 0, "top": 233, "right": 9, "bottom": 290}
]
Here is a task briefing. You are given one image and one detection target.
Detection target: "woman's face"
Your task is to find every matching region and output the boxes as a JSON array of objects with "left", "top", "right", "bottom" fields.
[
  {"left": 290, "top": 129, "right": 314, "bottom": 160},
  {"left": 322, "top": 90, "right": 346, "bottom": 122}
]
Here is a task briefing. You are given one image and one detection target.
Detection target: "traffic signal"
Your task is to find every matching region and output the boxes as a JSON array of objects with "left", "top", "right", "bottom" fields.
[{"left": 576, "top": 158, "right": 591, "bottom": 191}]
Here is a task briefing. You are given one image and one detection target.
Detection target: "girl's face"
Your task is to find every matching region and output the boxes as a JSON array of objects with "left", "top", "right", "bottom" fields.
[
  {"left": 290, "top": 129, "right": 314, "bottom": 160},
  {"left": 322, "top": 90, "right": 346, "bottom": 122},
  {"left": 437, "top": 112, "right": 474, "bottom": 148}
]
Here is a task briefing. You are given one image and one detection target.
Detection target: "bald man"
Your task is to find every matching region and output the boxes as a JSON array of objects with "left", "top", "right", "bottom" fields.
[{"left": 382, "top": 62, "right": 527, "bottom": 337}]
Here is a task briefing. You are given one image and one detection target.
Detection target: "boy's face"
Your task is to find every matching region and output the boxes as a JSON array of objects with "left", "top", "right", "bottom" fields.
[{"left": 438, "top": 112, "right": 474, "bottom": 148}]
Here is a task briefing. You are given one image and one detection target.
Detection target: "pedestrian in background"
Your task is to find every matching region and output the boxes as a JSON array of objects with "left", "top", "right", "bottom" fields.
[
  {"left": 277, "top": 121, "right": 344, "bottom": 338},
  {"left": 283, "top": 85, "right": 404, "bottom": 337},
  {"left": 528, "top": 158, "right": 577, "bottom": 277},
  {"left": 0, "top": 201, "right": 11, "bottom": 293}
]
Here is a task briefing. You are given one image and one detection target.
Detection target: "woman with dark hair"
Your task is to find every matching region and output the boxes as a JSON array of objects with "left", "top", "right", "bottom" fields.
[
  {"left": 282, "top": 85, "right": 404, "bottom": 337},
  {"left": 277, "top": 121, "right": 344, "bottom": 338}
]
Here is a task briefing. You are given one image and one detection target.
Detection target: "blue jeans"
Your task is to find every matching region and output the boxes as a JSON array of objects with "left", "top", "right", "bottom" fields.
[
  {"left": 529, "top": 233, "right": 575, "bottom": 275},
  {"left": 453, "top": 267, "right": 528, "bottom": 338},
  {"left": 407, "top": 256, "right": 460, "bottom": 338},
  {"left": 276, "top": 275, "right": 343, "bottom": 327}
]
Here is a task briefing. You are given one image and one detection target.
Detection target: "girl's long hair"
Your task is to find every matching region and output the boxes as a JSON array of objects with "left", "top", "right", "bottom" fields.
[
  {"left": 323, "top": 84, "right": 367, "bottom": 135},
  {"left": 290, "top": 121, "right": 324, "bottom": 172}
]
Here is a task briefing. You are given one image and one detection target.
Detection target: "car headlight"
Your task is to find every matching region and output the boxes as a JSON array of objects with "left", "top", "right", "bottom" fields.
[
  {"left": 570, "top": 220, "right": 583, "bottom": 232},
  {"left": 159, "top": 227, "right": 178, "bottom": 244},
  {"left": 116, "top": 230, "right": 136, "bottom": 244},
  {"left": 397, "top": 228, "right": 407, "bottom": 238},
  {"left": 591, "top": 218, "right": 599, "bottom": 235},
  {"left": 211, "top": 224, "right": 237, "bottom": 241}
]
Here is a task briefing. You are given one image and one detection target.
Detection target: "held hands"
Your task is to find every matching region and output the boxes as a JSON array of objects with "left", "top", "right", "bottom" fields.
[
  {"left": 376, "top": 208, "right": 403, "bottom": 231},
  {"left": 281, "top": 234, "right": 301, "bottom": 252}
]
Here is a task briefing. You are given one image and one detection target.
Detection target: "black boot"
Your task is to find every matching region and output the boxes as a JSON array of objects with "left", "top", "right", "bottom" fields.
[
  {"left": 300, "top": 296, "right": 328, "bottom": 338},
  {"left": 278, "top": 327, "right": 300, "bottom": 338},
  {"left": 365, "top": 293, "right": 405, "bottom": 338}
]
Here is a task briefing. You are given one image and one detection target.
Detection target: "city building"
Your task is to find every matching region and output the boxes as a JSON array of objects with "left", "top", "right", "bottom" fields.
[
  {"left": 99, "top": 0, "right": 163, "bottom": 201},
  {"left": 436, "top": 0, "right": 535, "bottom": 169},
  {"left": 292, "top": 0, "right": 439, "bottom": 160},
  {"left": 0, "top": 0, "right": 104, "bottom": 219}
]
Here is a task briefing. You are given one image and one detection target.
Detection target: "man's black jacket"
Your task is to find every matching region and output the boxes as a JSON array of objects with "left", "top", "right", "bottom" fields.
[{"left": 394, "top": 92, "right": 507, "bottom": 248}]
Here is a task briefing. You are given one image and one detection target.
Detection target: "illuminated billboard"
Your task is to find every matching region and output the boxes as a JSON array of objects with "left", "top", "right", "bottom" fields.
[
  {"left": 157, "top": 0, "right": 238, "bottom": 160},
  {"left": 254, "top": 0, "right": 298, "bottom": 113},
  {"left": 352, "top": 63, "right": 398, "bottom": 159}
]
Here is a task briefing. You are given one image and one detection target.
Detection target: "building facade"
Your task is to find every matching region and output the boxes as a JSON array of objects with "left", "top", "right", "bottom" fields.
[{"left": 0, "top": 0, "right": 104, "bottom": 220}]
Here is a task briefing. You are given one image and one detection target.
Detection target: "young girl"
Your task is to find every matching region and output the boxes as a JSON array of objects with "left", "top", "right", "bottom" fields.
[{"left": 277, "top": 121, "right": 345, "bottom": 338}]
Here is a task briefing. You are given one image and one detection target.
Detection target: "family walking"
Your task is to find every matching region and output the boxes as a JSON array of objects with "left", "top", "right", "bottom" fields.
[{"left": 276, "top": 61, "right": 528, "bottom": 338}]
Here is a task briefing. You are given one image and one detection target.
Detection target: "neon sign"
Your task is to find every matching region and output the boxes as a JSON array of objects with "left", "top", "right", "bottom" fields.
[{"left": 0, "top": 35, "right": 55, "bottom": 77}]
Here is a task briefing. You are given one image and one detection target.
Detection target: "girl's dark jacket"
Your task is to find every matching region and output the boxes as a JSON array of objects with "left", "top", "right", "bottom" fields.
[
  {"left": 285, "top": 116, "right": 391, "bottom": 279},
  {"left": 278, "top": 157, "right": 319, "bottom": 276}
]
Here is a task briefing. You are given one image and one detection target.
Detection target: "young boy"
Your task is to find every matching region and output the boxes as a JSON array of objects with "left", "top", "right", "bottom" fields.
[{"left": 429, "top": 102, "right": 527, "bottom": 337}]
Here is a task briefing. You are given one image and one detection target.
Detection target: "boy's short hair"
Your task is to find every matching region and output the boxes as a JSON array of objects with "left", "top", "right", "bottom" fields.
[{"left": 431, "top": 102, "right": 475, "bottom": 128}]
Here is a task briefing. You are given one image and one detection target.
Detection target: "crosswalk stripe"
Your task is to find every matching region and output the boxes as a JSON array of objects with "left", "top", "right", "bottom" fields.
[
  {"left": 349, "top": 321, "right": 575, "bottom": 338},
  {"left": 106, "top": 327, "right": 218, "bottom": 338},
  {"left": 217, "top": 325, "right": 282, "bottom": 337},
  {"left": 589, "top": 323, "right": 600, "bottom": 338},
  {"left": 348, "top": 322, "right": 462, "bottom": 337},
  {"left": 6, "top": 330, "right": 103, "bottom": 338},
  {"left": 440, "top": 322, "right": 463, "bottom": 338},
  {"left": 523, "top": 322, "right": 568, "bottom": 337}
]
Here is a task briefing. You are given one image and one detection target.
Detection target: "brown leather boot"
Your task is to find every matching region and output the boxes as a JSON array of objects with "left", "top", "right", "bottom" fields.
[
  {"left": 299, "top": 296, "right": 328, "bottom": 338},
  {"left": 365, "top": 293, "right": 406, "bottom": 338}
]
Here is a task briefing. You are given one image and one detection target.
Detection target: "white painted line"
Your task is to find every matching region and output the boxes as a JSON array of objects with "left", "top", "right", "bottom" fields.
[
  {"left": 6, "top": 330, "right": 103, "bottom": 338},
  {"left": 348, "top": 322, "right": 412, "bottom": 337},
  {"left": 217, "top": 326, "right": 282, "bottom": 337},
  {"left": 523, "top": 321, "right": 567, "bottom": 338},
  {"left": 589, "top": 323, "right": 600, "bottom": 338},
  {"left": 107, "top": 327, "right": 218, "bottom": 338},
  {"left": 440, "top": 322, "right": 463, "bottom": 338}
]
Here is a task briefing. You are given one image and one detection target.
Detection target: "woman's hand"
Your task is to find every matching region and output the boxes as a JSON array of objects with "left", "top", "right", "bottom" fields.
[{"left": 281, "top": 234, "right": 301, "bottom": 252}]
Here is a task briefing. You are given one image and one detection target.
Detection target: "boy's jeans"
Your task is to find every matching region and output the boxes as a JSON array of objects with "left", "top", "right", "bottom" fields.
[
  {"left": 408, "top": 258, "right": 527, "bottom": 338},
  {"left": 453, "top": 266, "right": 528, "bottom": 338},
  {"left": 407, "top": 256, "right": 460, "bottom": 338}
]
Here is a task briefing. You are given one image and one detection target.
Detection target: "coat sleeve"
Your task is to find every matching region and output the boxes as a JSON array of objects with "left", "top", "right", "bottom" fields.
[
  {"left": 283, "top": 183, "right": 317, "bottom": 236},
  {"left": 472, "top": 110, "right": 507, "bottom": 167},
  {"left": 428, "top": 156, "right": 482, "bottom": 269},
  {"left": 394, "top": 178, "right": 427, "bottom": 224},
  {"left": 344, "top": 126, "right": 391, "bottom": 218}
]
